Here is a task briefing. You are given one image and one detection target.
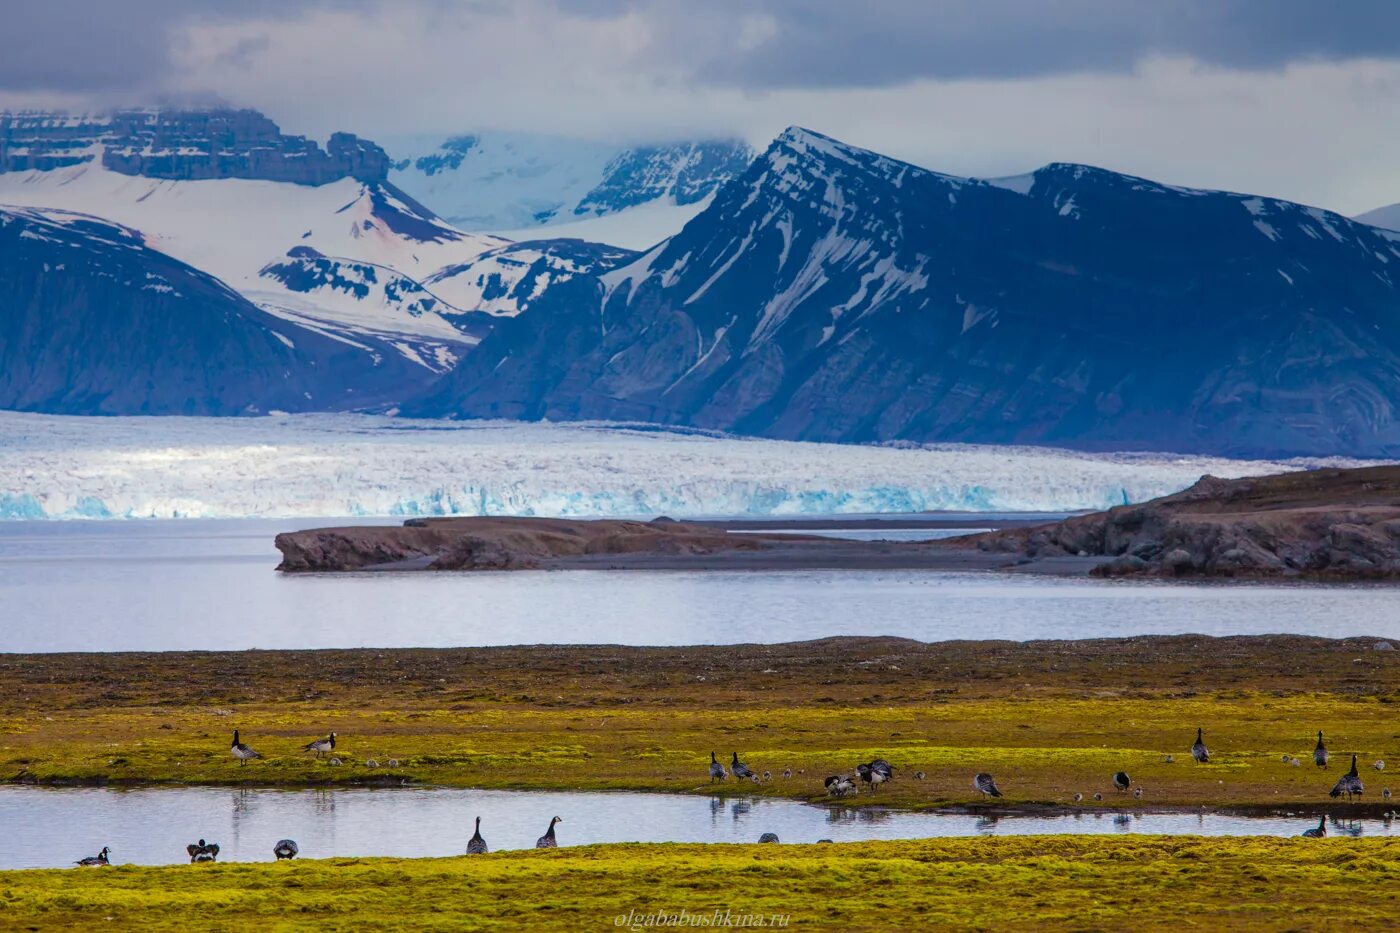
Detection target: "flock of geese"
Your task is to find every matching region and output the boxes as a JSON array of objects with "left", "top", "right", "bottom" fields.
[
  {"left": 714, "top": 728, "right": 1390, "bottom": 839},
  {"left": 71, "top": 726, "right": 1390, "bottom": 865}
]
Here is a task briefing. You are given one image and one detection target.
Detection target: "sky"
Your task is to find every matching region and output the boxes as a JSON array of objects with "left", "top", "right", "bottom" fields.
[{"left": 3, "top": 0, "right": 1400, "bottom": 214}]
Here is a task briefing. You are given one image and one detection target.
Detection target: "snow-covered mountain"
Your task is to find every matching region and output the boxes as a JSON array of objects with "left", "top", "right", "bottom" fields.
[
  {"left": 408, "top": 127, "right": 1400, "bottom": 459},
  {"left": 0, "top": 110, "right": 628, "bottom": 380},
  {"left": 0, "top": 206, "right": 423, "bottom": 414},
  {"left": 1355, "top": 201, "right": 1400, "bottom": 231},
  {"left": 0, "top": 411, "right": 1349, "bottom": 520},
  {"left": 385, "top": 132, "right": 754, "bottom": 249}
]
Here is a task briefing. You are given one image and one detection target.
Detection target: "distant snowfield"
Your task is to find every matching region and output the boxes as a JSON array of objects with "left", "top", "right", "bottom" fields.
[
  {"left": 0, "top": 412, "right": 1366, "bottom": 521},
  {"left": 491, "top": 196, "right": 714, "bottom": 251}
]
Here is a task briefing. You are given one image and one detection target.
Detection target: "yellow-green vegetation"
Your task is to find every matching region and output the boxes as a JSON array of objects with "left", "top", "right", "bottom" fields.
[
  {"left": 3, "top": 837, "right": 1399, "bottom": 931},
  {"left": 1, "top": 635, "right": 1397, "bottom": 811}
]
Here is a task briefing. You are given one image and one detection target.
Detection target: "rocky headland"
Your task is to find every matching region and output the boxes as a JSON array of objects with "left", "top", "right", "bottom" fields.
[{"left": 964, "top": 464, "right": 1400, "bottom": 579}]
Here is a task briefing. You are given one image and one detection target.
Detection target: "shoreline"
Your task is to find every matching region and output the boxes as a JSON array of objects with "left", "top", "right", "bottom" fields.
[{"left": 272, "top": 514, "right": 1117, "bottom": 575}]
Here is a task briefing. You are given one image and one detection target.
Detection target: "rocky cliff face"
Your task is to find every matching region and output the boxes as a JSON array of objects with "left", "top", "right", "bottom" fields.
[
  {"left": 1, "top": 109, "right": 388, "bottom": 185},
  {"left": 967, "top": 466, "right": 1400, "bottom": 579},
  {"left": 406, "top": 127, "right": 1400, "bottom": 459},
  {"left": 0, "top": 206, "right": 427, "bottom": 414}
]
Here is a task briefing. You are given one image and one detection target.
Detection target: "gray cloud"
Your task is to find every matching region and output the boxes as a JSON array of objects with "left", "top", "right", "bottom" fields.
[
  {"left": 2, "top": 1, "right": 1400, "bottom": 215},
  {"left": 672, "top": 0, "right": 1400, "bottom": 88},
  {"left": 4, "top": 0, "right": 1400, "bottom": 97}
]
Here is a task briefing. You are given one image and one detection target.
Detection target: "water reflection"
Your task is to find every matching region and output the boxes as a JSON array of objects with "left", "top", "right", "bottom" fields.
[{"left": 2, "top": 785, "right": 1396, "bottom": 870}]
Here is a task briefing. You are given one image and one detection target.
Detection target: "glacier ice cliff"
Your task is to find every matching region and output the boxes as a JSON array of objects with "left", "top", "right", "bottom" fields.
[{"left": 0, "top": 412, "right": 1363, "bottom": 521}]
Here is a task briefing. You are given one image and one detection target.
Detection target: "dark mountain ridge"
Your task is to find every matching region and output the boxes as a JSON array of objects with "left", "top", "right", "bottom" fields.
[
  {"left": 406, "top": 127, "right": 1400, "bottom": 458},
  {"left": 0, "top": 206, "right": 427, "bottom": 415}
]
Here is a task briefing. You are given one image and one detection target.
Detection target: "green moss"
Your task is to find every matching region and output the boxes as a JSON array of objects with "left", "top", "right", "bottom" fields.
[{"left": 3, "top": 837, "right": 1398, "bottom": 931}]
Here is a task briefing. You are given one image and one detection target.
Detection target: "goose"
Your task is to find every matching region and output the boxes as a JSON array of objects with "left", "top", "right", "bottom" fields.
[
  {"left": 75, "top": 846, "right": 110, "bottom": 867},
  {"left": 708, "top": 752, "right": 728, "bottom": 783},
  {"left": 824, "top": 775, "right": 855, "bottom": 798},
  {"left": 730, "top": 752, "right": 755, "bottom": 781},
  {"left": 301, "top": 732, "right": 336, "bottom": 758},
  {"left": 871, "top": 759, "right": 895, "bottom": 781},
  {"left": 273, "top": 839, "right": 299, "bottom": 860},
  {"left": 1290, "top": 758, "right": 1301, "bottom": 767},
  {"left": 1329, "top": 755, "right": 1364, "bottom": 801},
  {"left": 757, "top": 832, "right": 779, "bottom": 843},
  {"left": 388, "top": 759, "right": 400, "bottom": 768},
  {"left": 1375, "top": 760, "right": 1387, "bottom": 772},
  {"left": 855, "top": 763, "right": 888, "bottom": 791},
  {"left": 187, "top": 839, "right": 220, "bottom": 863},
  {"left": 1191, "top": 728, "right": 1209, "bottom": 764},
  {"left": 1092, "top": 793, "right": 1103, "bottom": 801},
  {"left": 748, "top": 774, "right": 760, "bottom": 784},
  {"left": 782, "top": 769, "right": 792, "bottom": 779},
  {"left": 1163, "top": 755, "right": 1175, "bottom": 764},
  {"left": 1113, "top": 772, "right": 1130, "bottom": 793},
  {"left": 231, "top": 730, "right": 262, "bottom": 765},
  {"left": 328, "top": 757, "right": 342, "bottom": 767},
  {"left": 1133, "top": 788, "right": 1144, "bottom": 800},
  {"left": 467, "top": 816, "right": 488, "bottom": 854},
  {"left": 1383, "top": 788, "right": 1392, "bottom": 801},
  {"left": 365, "top": 759, "right": 379, "bottom": 769},
  {"left": 914, "top": 771, "right": 926, "bottom": 781},
  {"left": 973, "top": 772, "right": 1002, "bottom": 799},
  {"left": 1314, "top": 731, "right": 1329, "bottom": 769},
  {"left": 535, "top": 816, "right": 562, "bottom": 849},
  {"left": 762, "top": 770, "right": 772, "bottom": 782},
  {"left": 1073, "top": 793, "right": 1083, "bottom": 803},
  {"left": 1300, "top": 815, "right": 1327, "bottom": 838}
]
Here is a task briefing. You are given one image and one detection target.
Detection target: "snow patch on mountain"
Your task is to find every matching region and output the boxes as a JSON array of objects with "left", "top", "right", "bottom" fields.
[{"left": 0, "top": 411, "right": 1359, "bottom": 521}]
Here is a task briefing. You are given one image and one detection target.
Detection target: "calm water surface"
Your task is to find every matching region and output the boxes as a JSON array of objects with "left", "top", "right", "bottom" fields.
[
  {"left": 2, "top": 519, "right": 1399, "bottom": 652},
  {"left": 1, "top": 786, "right": 1387, "bottom": 870}
]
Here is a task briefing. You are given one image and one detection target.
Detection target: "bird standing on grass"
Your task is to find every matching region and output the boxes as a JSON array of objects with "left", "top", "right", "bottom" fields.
[
  {"left": 824, "top": 775, "right": 855, "bottom": 798},
  {"left": 1329, "top": 755, "right": 1364, "bottom": 801},
  {"left": 75, "top": 847, "right": 110, "bottom": 867},
  {"left": 1113, "top": 772, "right": 1130, "bottom": 793},
  {"left": 467, "top": 816, "right": 488, "bottom": 854},
  {"left": 1191, "top": 728, "right": 1209, "bottom": 764},
  {"left": 302, "top": 733, "right": 336, "bottom": 758},
  {"left": 273, "top": 839, "right": 299, "bottom": 860},
  {"left": 1314, "top": 732, "right": 1329, "bottom": 769},
  {"left": 731, "top": 752, "right": 755, "bottom": 781},
  {"left": 973, "top": 772, "right": 1002, "bottom": 799},
  {"left": 535, "top": 816, "right": 561, "bottom": 849},
  {"left": 708, "top": 752, "right": 727, "bottom": 783},
  {"left": 855, "top": 762, "right": 889, "bottom": 791},
  {"left": 231, "top": 730, "right": 262, "bottom": 765},
  {"left": 1301, "top": 815, "right": 1327, "bottom": 838}
]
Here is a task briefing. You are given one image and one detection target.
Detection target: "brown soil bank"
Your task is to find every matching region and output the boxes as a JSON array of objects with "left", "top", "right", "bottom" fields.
[
  {"left": 963, "top": 464, "right": 1400, "bottom": 579},
  {"left": 274, "top": 515, "right": 1056, "bottom": 573}
]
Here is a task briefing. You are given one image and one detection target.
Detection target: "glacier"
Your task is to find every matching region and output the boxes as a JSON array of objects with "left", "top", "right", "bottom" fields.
[{"left": 0, "top": 412, "right": 1367, "bottom": 521}]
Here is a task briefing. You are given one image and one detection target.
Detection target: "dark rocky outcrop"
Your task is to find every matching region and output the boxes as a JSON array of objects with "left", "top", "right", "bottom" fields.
[
  {"left": 275, "top": 517, "right": 770, "bottom": 572},
  {"left": 963, "top": 465, "right": 1400, "bottom": 579},
  {"left": 1, "top": 109, "right": 388, "bottom": 185}
]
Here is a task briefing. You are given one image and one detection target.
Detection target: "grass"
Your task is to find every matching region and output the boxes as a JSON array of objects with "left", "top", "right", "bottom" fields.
[
  {"left": 2, "top": 635, "right": 1398, "bottom": 811},
  {"left": 3, "top": 837, "right": 1399, "bottom": 931}
]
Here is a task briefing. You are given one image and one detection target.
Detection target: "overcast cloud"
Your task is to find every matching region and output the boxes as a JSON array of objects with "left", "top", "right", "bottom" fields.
[{"left": 3, "top": 0, "right": 1399, "bottom": 213}]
